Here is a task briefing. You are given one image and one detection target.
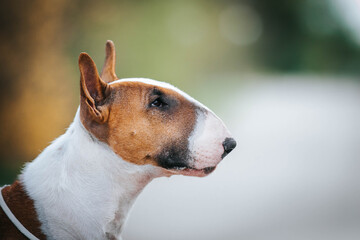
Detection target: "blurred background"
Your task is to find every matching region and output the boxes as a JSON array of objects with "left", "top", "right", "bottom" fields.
[{"left": 1, "top": 0, "right": 360, "bottom": 239}]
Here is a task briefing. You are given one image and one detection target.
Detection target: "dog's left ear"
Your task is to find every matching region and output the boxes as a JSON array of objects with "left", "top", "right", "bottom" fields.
[
  {"left": 101, "top": 40, "right": 118, "bottom": 83},
  {"left": 79, "top": 52, "right": 110, "bottom": 123}
]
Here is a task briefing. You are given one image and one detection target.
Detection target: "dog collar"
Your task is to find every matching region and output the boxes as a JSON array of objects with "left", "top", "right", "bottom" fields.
[{"left": 0, "top": 185, "right": 40, "bottom": 240}]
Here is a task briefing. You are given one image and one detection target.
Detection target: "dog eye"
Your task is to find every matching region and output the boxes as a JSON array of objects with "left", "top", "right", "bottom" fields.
[{"left": 151, "top": 98, "right": 167, "bottom": 108}]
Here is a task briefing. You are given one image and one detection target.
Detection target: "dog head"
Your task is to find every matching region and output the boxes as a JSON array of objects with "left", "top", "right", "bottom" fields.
[{"left": 78, "top": 41, "right": 236, "bottom": 177}]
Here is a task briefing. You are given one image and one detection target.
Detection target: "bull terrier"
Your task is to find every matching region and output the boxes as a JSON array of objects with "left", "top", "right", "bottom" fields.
[{"left": 0, "top": 40, "right": 236, "bottom": 240}]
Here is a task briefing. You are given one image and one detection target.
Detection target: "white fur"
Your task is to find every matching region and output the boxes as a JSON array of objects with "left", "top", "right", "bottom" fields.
[
  {"left": 21, "top": 78, "right": 232, "bottom": 239},
  {"left": 21, "top": 109, "right": 163, "bottom": 240},
  {"left": 188, "top": 110, "right": 232, "bottom": 169}
]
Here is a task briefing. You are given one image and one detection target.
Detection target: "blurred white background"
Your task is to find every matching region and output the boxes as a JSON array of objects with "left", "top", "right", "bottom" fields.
[{"left": 123, "top": 76, "right": 360, "bottom": 240}]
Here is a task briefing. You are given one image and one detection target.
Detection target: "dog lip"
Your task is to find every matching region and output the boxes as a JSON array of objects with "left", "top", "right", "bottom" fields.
[
  {"left": 202, "top": 166, "right": 216, "bottom": 174},
  {"left": 168, "top": 166, "right": 217, "bottom": 177}
]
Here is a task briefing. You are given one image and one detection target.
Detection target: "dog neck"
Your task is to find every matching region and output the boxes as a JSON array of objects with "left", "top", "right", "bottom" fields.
[{"left": 21, "top": 109, "right": 164, "bottom": 240}]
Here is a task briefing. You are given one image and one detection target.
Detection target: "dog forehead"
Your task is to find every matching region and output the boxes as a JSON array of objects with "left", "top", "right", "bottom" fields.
[{"left": 109, "top": 78, "right": 203, "bottom": 107}]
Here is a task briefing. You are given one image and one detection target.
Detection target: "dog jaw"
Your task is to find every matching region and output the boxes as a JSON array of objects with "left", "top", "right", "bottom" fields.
[{"left": 164, "top": 106, "right": 234, "bottom": 177}]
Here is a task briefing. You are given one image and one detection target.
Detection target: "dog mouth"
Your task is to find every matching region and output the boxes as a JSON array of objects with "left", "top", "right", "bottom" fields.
[{"left": 167, "top": 166, "right": 216, "bottom": 177}]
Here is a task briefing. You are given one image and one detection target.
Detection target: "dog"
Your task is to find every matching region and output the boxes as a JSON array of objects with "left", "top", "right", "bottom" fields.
[{"left": 0, "top": 40, "right": 236, "bottom": 240}]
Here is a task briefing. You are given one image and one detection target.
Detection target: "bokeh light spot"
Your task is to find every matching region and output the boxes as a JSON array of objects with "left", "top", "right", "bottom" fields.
[{"left": 219, "top": 4, "right": 263, "bottom": 46}]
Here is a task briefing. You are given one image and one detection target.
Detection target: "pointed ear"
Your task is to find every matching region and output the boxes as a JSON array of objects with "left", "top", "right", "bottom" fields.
[
  {"left": 79, "top": 52, "right": 110, "bottom": 123},
  {"left": 100, "top": 40, "right": 118, "bottom": 83}
]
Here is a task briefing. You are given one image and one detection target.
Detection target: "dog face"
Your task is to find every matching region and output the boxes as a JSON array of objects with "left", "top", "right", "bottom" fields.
[{"left": 78, "top": 41, "right": 236, "bottom": 177}]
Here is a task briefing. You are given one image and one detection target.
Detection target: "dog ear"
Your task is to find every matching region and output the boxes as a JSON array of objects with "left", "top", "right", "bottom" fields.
[
  {"left": 100, "top": 40, "right": 118, "bottom": 83},
  {"left": 79, "top": 52, "right": 110, "bottom": 123}
]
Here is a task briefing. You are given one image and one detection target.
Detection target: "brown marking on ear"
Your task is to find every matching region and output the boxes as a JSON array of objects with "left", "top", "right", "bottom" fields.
[
  {"left": 105, "top": 82, "right": 197, "bottom": 167},
  {"left": 100, "top": 40, "right": 118, "bottom": 83},
  {"left": 0, "top": 181, "right": 47, "bottom": 239},
  {"left": 79, "top": 52, "right": 111, "bottom": 142}
]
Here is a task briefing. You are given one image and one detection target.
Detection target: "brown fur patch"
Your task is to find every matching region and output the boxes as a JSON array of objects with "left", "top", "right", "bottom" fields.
[
  {"left": 82, "top": 81, "right": 197, "bottom": 167},
  {"left": 78, "top": 49, "right": 197, "bottom": 168},
  {"left": 0, "top": 181, "right": 46, "bottom": 240}
]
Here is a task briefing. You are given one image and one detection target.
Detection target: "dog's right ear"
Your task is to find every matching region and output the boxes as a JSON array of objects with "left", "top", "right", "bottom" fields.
[
  {"left": 101, "top": 40, "right": 118, "bottom": 83},
  {"left": 79, "top": 52, "right": 110, "bottom": 123}
]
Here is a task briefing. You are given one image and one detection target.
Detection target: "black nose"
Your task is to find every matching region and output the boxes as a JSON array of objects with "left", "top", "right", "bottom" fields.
[{"left": 222, "top": 138, "right": 237, "bottom": 157}]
